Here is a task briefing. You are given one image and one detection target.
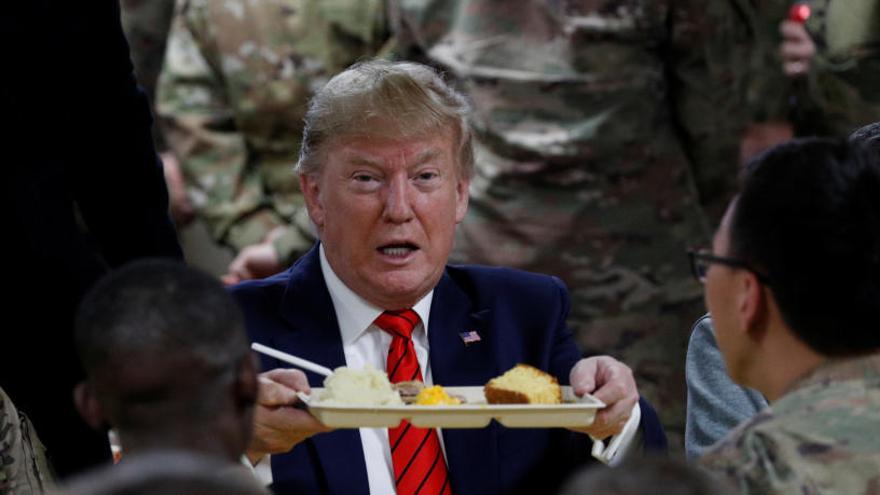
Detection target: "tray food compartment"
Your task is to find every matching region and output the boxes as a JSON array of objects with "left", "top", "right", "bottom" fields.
[{"left": 298, "top": 386, "right": 605, "bottom": 429}]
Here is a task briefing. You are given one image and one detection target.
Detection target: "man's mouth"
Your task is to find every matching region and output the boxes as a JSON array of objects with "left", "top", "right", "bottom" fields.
[{"left": 378, "top": 243, "right": 419, "bottom": 257}]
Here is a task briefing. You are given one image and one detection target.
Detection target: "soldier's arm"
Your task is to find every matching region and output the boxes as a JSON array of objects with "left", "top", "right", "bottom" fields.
[
  {"left": 697, "top": 418, "right": 785, "bottom": 494},
  {"left": 666, "top": 0, "right": 750, "bottom": 223},
  {"left": 1, "top": 389, "right": 53, "bottom": 492},
  {"left": 156, "top": 0, "right": 285, "bottom": 253}
]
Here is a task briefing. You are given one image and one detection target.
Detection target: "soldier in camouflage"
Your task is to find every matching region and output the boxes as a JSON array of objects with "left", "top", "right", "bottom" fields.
[
  {"left": 0, "top": 388, "right": 53, "bottom": 494},
  {"left": 695, "top": 137, "right": 880, "bottom": 494},
  {"left": 157, "top": 0, "right": 389, "bottom": 280},
  {"left": 393, "top": 0, "right": 746, "bottom": 450},
  {"left": 699, "top": 355, "right": 880, "bottom": 494},
  {"left": 734, "top": 0, "right": 880, "bottom": 162},
  {"left": 686, "top": 123, "right": 880, "bottom": 461}
]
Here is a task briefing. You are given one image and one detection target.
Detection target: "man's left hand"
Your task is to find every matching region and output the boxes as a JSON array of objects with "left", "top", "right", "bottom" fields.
[{"left": 569, "top": 356, "right": 638, "bottom": 439}]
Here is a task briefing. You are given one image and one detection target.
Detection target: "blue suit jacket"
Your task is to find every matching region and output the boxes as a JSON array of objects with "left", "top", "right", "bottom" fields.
[{"left": 232, "top": 246, "right": 666, "bottom": 495}]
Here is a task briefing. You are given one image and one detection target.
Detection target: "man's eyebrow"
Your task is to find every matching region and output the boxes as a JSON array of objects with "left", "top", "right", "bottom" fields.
[
  {"left": 344, "top": 149, "right": 445, "bottom": 167},
  {"left": 413, "top": 149, "right": 444, "bottom": 164},
  {"left": 346, "top": 156, "right": 383, "bottom": 167}
]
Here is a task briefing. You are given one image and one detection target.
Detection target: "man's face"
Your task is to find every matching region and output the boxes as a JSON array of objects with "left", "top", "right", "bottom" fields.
[
  {"left": 705, "top": 202, "right": 749, "bottom": 383},
  {"left": 301, "top": 129, "right": 469, "bottom": 309}
]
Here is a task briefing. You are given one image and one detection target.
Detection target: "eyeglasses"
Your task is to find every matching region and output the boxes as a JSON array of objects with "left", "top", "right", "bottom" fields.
[{"left": 687, "top": 249, "right": 772, "bottom": 285}]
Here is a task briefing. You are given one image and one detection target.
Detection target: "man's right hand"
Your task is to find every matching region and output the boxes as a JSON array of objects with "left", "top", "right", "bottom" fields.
[{"left": 247, "top": 368, "right": 332, "bottom": 463}]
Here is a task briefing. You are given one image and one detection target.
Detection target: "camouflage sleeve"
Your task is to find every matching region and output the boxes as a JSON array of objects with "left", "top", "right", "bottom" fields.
[
  {"left": 801, "top": 0, "right": 880, "bottom": 137},
  {"left": 1, "top": 389, "right": 52, "bottom": 493},
  {"left": 156, "top": 0, "right": 284, "bottom": 252},
  {"left": 269, "top": 207, "right": 319, "bottom": 266},
  {"left": 667, "top": 0, "right": 751, "bottom": 222},
  {"left": 737, "top": 1, "right": 792, "bottom": 124},
  {"left": 713, "top": 0, "right": 880, "bottom": 139},
  {"left": 697, "top": 417, "right": 795, "bottom": 495}
]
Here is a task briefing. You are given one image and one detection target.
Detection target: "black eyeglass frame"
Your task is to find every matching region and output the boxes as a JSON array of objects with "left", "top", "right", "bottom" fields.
[{"left": 687, "top": 249, "right": 772, "bottom": 285}]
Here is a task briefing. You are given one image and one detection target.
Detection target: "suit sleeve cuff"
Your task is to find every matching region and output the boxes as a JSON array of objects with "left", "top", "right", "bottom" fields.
[
  {"left": 242, "top": 454, "right": 273, "bottom": 486},
  {"left": 590, "top": 402, "right": 641, "bottom": 466}
]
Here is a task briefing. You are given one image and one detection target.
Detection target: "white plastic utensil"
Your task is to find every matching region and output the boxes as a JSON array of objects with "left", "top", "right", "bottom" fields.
[{"left": 251, "top": 343, "right": 333, "bottom": 377}]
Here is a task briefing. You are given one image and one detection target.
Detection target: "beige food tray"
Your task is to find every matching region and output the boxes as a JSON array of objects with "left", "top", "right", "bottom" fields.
[{"left": 297, "top": 386, "right": 605, "bottom": 429}]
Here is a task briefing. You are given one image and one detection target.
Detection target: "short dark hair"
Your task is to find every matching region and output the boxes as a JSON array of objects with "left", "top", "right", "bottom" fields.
[
  {"left": 729, "top": 138, "right": 880, "bottom": 355},
  {"left": 558, "top": 457, "right": 729, "bottom": 495},
  {"left": 75, "top": 259, "right": 249, "bottom": 424}
]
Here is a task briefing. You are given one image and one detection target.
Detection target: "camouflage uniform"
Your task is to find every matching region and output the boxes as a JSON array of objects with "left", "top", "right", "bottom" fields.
[
  {"left": 0, "top": 388, "right": 53, "bottom": 494},
  {"left": 393, "top": 0, "right": 745, "bottom": 450},
  {"left": 735, "top": 0, "right": 880, "bottom": 137},
  {"left": 157, "top": 0, "right": 389, "bottom": 262},
  {"left": 698, "top": 353, "right": 880, "bottom": 494}
]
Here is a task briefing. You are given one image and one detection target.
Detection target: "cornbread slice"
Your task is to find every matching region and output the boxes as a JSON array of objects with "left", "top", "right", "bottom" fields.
[{"left": 484, "top": 364, "right": 562, "bottom": 404}]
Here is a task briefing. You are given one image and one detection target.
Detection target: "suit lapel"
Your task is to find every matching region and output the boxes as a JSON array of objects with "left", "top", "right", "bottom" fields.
[
  {"left": 277, "top": 247, "right": 347, "bottom": 385},
  {"left": 274, "top": 246, "right": 370, "bottom": 495},
  {"left": 429, "top": 270, "right": 500, "bottom": 495}
]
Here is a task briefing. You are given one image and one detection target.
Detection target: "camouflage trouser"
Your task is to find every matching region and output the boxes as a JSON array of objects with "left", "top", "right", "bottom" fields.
[
  {"left": 1, "top": 388, "right": 53, "bottom": 494},
  {"left": 452, "top": 144, "right": 711, "bottom": 454}
]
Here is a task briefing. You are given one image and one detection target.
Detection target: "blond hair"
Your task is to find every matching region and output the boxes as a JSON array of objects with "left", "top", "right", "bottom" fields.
[{"left": 296, "top": 59, "right": 473, "bottom": 179}]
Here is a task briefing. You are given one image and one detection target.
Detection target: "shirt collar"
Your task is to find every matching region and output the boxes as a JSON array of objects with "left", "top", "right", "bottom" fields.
[{"left": 319, "top": 244, "right": 433, "bottom": 345}]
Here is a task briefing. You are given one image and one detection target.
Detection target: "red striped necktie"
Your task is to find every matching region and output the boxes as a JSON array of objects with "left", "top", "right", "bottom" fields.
[{"left": 374, "top": 309, "right": 452, "bottom": 495}]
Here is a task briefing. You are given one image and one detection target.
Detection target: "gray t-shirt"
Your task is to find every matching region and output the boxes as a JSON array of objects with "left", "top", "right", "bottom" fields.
[{"left": 684, "top": 315, "right": 768, "bottom": 459}]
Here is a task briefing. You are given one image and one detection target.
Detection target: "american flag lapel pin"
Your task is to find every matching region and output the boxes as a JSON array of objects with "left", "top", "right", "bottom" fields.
[{"left": 459, "top": 330, "right": 482, "bottom": 346}]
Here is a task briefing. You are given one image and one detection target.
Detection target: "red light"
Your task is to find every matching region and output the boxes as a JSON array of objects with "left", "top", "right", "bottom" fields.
[{"left": 788, "top": 3, "right": 812, "bottom": 23}]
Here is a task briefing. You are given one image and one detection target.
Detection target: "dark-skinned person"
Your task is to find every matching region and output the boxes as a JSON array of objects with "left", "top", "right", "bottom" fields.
[{"left": 73, "top": 260, "right": 258, "bottom": 472}]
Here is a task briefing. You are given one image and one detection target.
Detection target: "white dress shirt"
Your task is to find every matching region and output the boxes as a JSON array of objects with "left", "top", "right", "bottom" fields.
[
  {"left": 252, "top": 245, "right": 641, "bottom": 489},
  {"left": 319, "top": 245, "right": 437, "bottom": 495}
]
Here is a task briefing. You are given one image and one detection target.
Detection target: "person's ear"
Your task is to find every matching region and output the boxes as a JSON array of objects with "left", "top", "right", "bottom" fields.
[
  {"left": 454, "top": 174, "right": 470, "bottom": 223},
  {"left": 300, "top": 173, "right": 325, "bottom": 229},
  {"left": 738, "top": 272, "right": 768, "bottom": 341},
  {"left": 73, "top": 381, "right": 108, "bottom": 432}
]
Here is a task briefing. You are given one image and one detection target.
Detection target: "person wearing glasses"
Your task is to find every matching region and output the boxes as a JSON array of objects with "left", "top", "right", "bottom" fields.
[
  {"left": 683, "top": 122, "right": 880, "bottom": 461},
  {"left": 684, "top": 256, "right": 770, "bottom": 461},
  {"left": 683, "top": 314, "right": 767, "bottom": 460},
  {"left": 683, "top": 135, "right": 880, "bottom": 493}
]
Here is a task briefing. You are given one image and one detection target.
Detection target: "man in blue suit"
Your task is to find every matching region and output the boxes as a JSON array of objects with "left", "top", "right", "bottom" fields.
[{"left": 231, "top": 60, "right": 666, "bottom": 495}]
